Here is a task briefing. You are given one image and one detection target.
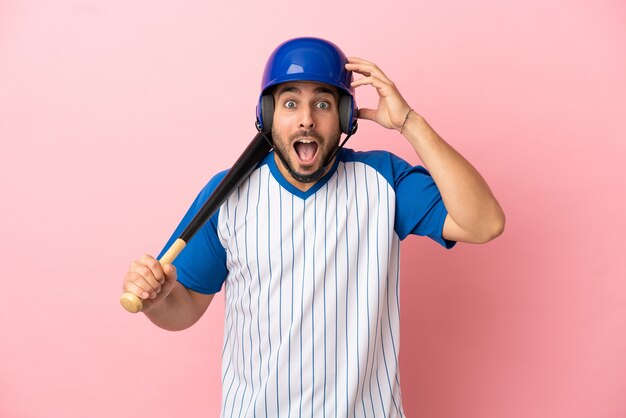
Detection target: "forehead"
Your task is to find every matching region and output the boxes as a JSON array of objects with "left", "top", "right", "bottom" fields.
[{"left": 273, "top": 81, "right": 339, "bottom": 99}]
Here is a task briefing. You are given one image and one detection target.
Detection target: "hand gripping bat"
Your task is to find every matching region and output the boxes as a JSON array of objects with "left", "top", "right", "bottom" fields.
[{"left": 120, "top": 132, "right": 272, "bottom": 313}]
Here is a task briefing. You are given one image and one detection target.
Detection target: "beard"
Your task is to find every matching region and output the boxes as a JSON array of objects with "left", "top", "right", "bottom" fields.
[{"left": 271, "top": 126, "right": 342, "bottom": 183}]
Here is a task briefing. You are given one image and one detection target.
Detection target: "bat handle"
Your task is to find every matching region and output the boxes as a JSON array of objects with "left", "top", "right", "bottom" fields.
[{"left": 119, "top": 239, "right": 187, "bottom": 313}]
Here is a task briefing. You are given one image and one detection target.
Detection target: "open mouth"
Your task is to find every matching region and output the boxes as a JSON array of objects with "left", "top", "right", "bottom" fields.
[{"left": 293, "top": 138, "right": 319, "bottom": 164}]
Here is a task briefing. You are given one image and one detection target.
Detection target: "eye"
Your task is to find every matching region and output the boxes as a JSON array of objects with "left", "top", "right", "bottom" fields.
[
  {"left": 284, "top": 100, "right": 296, "bottom": 109},
  {"left": 316, "top": 101, "right": 330, "bottom": 110}
]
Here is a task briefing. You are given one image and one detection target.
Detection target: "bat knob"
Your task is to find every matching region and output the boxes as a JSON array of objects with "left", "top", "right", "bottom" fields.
[{"left": 120, "top": 292, "right": 143, "bottom": 313}]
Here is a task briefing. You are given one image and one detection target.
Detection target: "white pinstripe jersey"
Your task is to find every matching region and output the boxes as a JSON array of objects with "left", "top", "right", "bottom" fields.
[{"left": 162, "top": 148, "right": 454, "bottom": 418}]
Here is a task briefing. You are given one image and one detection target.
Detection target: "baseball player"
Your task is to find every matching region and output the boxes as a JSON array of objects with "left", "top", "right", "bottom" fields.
[{"left": 122, "top": 37, "right": 505, "bottom": 417}]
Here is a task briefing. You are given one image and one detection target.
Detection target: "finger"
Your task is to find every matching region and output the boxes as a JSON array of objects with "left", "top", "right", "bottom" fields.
[
  {"left": 123, "top": 272, "right": 153, "bottom": 300},
  {"left": 160, "top": 264, "right": 178, "bottom": 294},
  {"left": 347, "top": 56, "right": 375, "bottom": 65},
  {"left": 127, "top": 269, "right": 160, "bottom": 298},
  {"left": 347, "top": 65, "right": 392, "bottom": 85},
  {"left": 129, "top": 262, "right": 162, "bottom": 298},
  {"left": 347, "top": 64, "right": 371, "bottom": 77},
  {"left": 163, "top": 263, "right": 177, "bottom": 280},
  {"left": 346, "top": 61, "right": 392, "bottom": 84},
  {"left": 162, "top": 264, "right": 178, "bottom": 287},
  {"left": 351, "top": 76, "right": 391, "bottom": 94},
  {"left": 139, "top": 254, "right": 165, "bottom": 284},
  {"left": 357, "top": 108, "right": 377, "bottom": 121}
]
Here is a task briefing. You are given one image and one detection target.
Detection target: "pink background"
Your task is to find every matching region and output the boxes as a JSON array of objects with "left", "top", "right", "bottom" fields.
[{"left": 1, "top": 0, "right": 625, "bottom": 417}]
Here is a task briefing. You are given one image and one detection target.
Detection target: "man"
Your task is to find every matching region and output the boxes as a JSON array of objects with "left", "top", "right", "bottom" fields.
[{"left": 123, "top": 37, "right": 505, "bottom": 417}]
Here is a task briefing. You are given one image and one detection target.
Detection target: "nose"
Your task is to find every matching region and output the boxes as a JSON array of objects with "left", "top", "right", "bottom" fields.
[{"left": 298, "top": 104, "right": 316, "bottom": 130}]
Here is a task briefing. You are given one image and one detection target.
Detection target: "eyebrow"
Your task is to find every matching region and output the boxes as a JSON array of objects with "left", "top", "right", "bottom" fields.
[{"left": 275, "top": 85, "right": 338, "bottom": 98}]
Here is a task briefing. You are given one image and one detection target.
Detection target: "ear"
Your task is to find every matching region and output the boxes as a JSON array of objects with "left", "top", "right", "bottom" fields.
[{"left": 259, "top": 94, "right": 274, "bottom": 134}]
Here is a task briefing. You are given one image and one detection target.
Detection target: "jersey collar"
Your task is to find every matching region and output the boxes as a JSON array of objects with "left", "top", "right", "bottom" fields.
[{"left": 266, "top": 149, "right": 342, "bottom": 200}]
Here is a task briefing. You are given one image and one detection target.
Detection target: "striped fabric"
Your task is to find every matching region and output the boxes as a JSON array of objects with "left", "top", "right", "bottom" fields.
[
  {"left": 162, "top": 148, "right": 452, "bottom": 417},
  {"left": 217, "top": 161, "right": 405, "bottom": 418}
]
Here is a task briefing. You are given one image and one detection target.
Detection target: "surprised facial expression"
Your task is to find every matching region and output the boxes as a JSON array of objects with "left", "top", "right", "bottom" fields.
[{"left": 271, "top": 81, "right": 342, "bottom": 190}]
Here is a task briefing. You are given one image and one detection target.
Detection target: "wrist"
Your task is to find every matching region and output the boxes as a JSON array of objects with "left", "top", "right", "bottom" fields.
[
  {"left": 399, "top": 109, "right": 424, "bottom": 135},
  {"left": 398, "top": 108, "right": 413, "bottom": 134}
]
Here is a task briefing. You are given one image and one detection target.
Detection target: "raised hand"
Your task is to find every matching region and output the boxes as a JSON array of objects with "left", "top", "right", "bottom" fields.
[{"left": 345, "top": 57, "right": 412, "bottom": 131}]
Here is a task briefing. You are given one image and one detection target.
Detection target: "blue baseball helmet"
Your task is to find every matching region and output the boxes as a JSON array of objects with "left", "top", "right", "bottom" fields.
[{"left": 256, "top": 37, "right": 358, "bottom": 135}]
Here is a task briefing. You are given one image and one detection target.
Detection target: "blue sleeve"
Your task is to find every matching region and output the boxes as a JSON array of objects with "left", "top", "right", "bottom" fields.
[
  {"left": 391, "top": 156, "right": 456, "bottom": 249},
  {"left": 157, "top": 170, "right": 229, "bottom": 294}
]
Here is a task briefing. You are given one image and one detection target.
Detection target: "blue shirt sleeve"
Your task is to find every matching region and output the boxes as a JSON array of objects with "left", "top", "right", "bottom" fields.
[
  {"left": 157, "top": 170, "right": 229, "bottom": 294},
  {"left": 341, "top": 149, "right": 455, "bottom": 249},
  {"left": 393, "top": 162, "right": 456, "bottom": 249}
]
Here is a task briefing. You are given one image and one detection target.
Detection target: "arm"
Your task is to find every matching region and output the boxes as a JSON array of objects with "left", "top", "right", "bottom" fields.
[
  {"left": 399, "top": 113, "right": 504, "bottom": 243},
  {"left": 123, "top": 254, "right": 214, "bottom": 331},
  {"left": 346, "top": 57, "right": 505, "bottom": 243}
]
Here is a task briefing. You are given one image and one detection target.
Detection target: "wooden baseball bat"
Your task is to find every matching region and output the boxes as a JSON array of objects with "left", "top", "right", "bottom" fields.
[{"left": 120, "top": 132, "right": 272, "bottom": 313}]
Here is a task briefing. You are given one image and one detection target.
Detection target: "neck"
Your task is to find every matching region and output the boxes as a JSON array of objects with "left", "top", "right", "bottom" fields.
[
  {"left": 273, "top": 146, "right": 337, "bottom": 190},
  {"left": 273, "top": 152, "right": 336, "bottom": 191}
]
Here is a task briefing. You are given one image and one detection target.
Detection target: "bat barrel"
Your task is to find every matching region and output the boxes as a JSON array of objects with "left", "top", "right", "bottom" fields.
[{"left": 179, "top": 132, "right": 272, "bottom": 242}]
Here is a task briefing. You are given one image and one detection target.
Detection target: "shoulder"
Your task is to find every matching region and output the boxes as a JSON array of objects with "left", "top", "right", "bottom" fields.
[
  {"left": 191, "top": 169, "right": 230, "bottom": 208},
  {"left": 338, "top": 148, "right": 429, "bottom": 188}
]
